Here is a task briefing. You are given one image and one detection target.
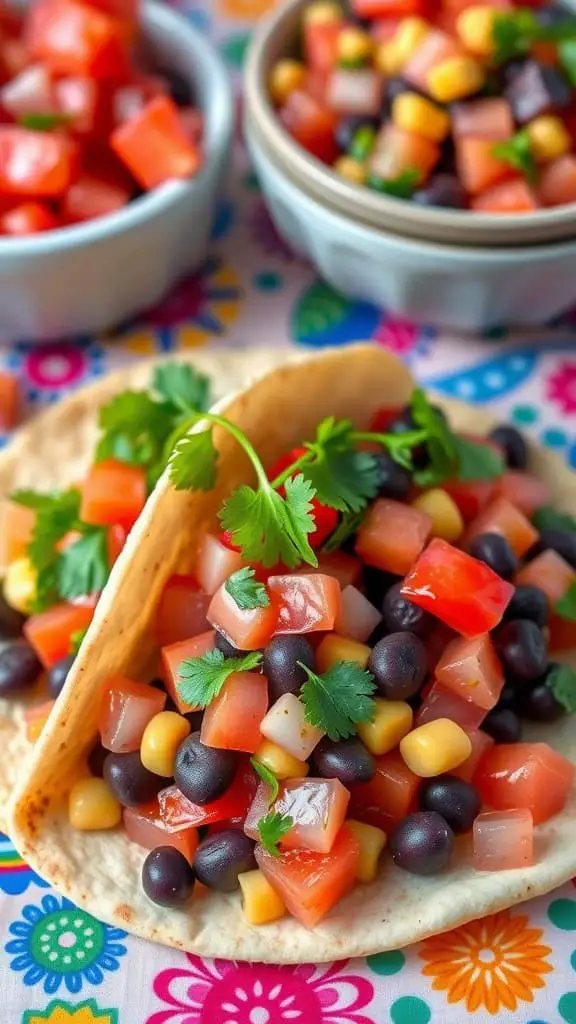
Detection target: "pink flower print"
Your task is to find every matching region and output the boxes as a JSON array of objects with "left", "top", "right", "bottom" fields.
[
  {"left": 147, "top": 956, "right": 374, "bottom": 1024},
  {"left": 547, "top": 360, "right": 576, "bottom": 415},
  {"left": 23, "top": 344, "right": 88, "bottom": 390}
]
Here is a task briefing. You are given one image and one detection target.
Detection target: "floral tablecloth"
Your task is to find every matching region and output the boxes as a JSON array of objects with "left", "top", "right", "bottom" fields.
[{"left": 1, "top": 2, "right": 576, "bottom": 1022}]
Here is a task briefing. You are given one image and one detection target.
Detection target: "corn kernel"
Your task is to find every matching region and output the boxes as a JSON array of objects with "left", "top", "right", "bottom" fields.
[
  {"left": 375, "top": 41, "right": 397, "bottom": 76},
  {"left": 304, "top": 1, "right": 342, "bottom": 24},
  {"left": 316, "top": 633, "right": 371, "bottom": 673},
  {"left": 412, "top": 488, "right": 464, "bottom": 543},
  {"left": 337, "top": 25, "right": 373, "bottom": 64},
  {"left": 392, "top": 93, "right": 450, "bottom": 143},
  {"left": 379, "top": 16, "right": 431, "bottom": 76},
  {"left": 357, "top": 698, "right": 413, "bottom": 756},
  {"left": 526, "top": 115, "right": 571, "bottom": 163},
  {"left": 269, "top": 59, "right": 307, "bottom": 105},
  {"left": 427, "top": 56, "right": 485, "bottom": 103},
  {"left": 141, "top": 711, "right": 191, "bottom": 777},
  {"left": 254, "top": 739, "right": 309, "bottom": 780},
  {"left": 456, "top": 5, "right": 498, "bottom": 57},
  {"left": 400, "top": 718, "right": 472, "bottom": 777},
  {"left": 69, "top": 777, "right": 122, "bottom": 831},
  {"left": 239, "top": 869, "right": 286, "bottom": 924},
  {"left": 333, "top": 155, "right": 366, "bottom": 185},
  {"left": 3, "top": 556, "right": 37, "bottom": 614},
  {"left": 346, "top": 819, "right": 387, "bottom": 882}
]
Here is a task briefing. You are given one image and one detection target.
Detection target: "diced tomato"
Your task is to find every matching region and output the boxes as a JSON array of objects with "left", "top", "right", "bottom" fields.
[
  {"left": 196, "top": 533, "right": 244, "bottom": 596},
  {"left": 268, "top": 451, "right": 340, "bottom": 550},
  {"left": 0, "top": 127, "right": 78, "bottom": 197},
  {"left": 200, "top": 671, "right": 268, "bottom": 753},
  {"left": 99, "top": 675, "right": 165, "bottom": 753},
  {"left": 471, "top": 179, "right": 539, "bottom": 214},
  {"left": 161, "top": 630, "right": 215, "bottom": 713},
  {"left": 0, "top": 498, "right": 35, "bottom": 570},
  {"left": 268, "top": 573, "right": 341, "bottom": 634},
  {"left": 83, "top": 0, "right": 140, "bottom": 23},
  {"left": 548, "top": 613, "right": 576, "bottom": 653},
  {"left": 473, "top": 808, "right": 534, "bottom": 871},
  {"left": 61, "top": 172, "right": 130, "bottom": 223},
  {"left": 494, "top": 471, "right": 551, "bottom": 517},
  {"left": 255, "top": 825, "right": 360, "bottom": 929},
  {"left": 315, "top": 552, "right": 362, "bottom": 589},
  {"left": 207, "top": 581, "right": 278, "bottom": 651},
  {"left": 370, "top": 406, "right": 403, "bottom": 433},
  {"left": 349, "top": 749, "right": 421, "bottom": 831},
  {"left": 110, "top": 95, "right": 201, "bottom": 190},
  {"left": 416, "top": 679, "right": 489, "bottom": 731},
  {"left": 25, "top": 699, "right": 55, "bottom": 743},
  {"left": 123, "top": 802, "right": 199, "bottom": 863},
  {"left": 1, "top": 201, "right": 58, "bottom": 235},
  {"left": 452, "top": 729, "right": 494, "bottom": 783},
  {"left": 80, "top": 459, "right": 146, "bottom": 530},
  {"left": 159, "top": 762, "right": 258, "bottom": 830},
  {"left": 538, "top": 155, "right": 576, "bottom": 207},
  {"left": 303, "top": 18, "right": 342, "bottom": 74},
  {"left": 26, "top": 0, "right": 131, "bottom": 79},
  {"left": 369, "top": 124, "right": 440, "bottom": 184},
  {"left": 456, "top": 137, "right": 513, "bottom": 195},
  {"left": 2, "top": 38, "right": 28, "bottom": 79},
  {"left": 402, "top": 538, "right": 514, "bottom": 637},
  {"left": 356, "top": 498, "right": 431, "bottom": 576},
  {"left": 279, "top": 90, "right": 339, "bottom": 164},
  {"left": 56, "top": 76, "right": 109, "bottom": 137},
  {"left": 353, "top": 0, "right": 424, "bottom": 14},
  {"left": 442, "top": 478, "right": 496, "bottom": 522},
  {"left": 370, "top": 17, "right": 402, "bottom": 42},
  {"left": 0, "top": 371, "right": 19, "bottom": 428},
  {"left": 475, "top": 742, "right": 575, "bottom": 824},
  {"left": 24, "top": 600, "right": 95, "bottom": 667},
  {"left": 451, "top": 98, "right": 514, "bottom": 140},
  {"left": 274, "top": 778, "right": 350, "bottom": 854},
  {"left": 404, "top": 30, "right": 461, "bottom": 91},
  {"left": 516, "top": 548, "right": 575, "bottom": 609},
  {"left": 0, "top": 64, "right": 57, "bottom": 119},
  {"left": 435, "top": 633, "right": 504, "bottom": 710},
  {"left": 464, "top": 497, "right": 538, "bottom": 558},
  {"left": 156, "top": 574, "right": 210, "bottom": 648}
]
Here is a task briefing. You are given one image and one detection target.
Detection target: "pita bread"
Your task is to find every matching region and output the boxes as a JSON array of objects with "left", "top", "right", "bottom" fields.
[
  {"left": 8, "top": 343, "right": 576, "bottom": 963},
  {"left": 0, "top": 347, "right": 288, "bottom": 831}
]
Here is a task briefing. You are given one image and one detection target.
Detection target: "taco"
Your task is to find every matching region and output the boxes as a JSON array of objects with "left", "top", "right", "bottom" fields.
[
  {"left": 0, "top": 347, "right": 285, "bottom": 832},
  {"left": 8, "top": 343, "right": 576, "bottom": 963}
]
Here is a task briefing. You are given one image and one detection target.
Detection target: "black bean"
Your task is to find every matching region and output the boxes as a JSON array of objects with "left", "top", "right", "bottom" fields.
[
  {"left": 262, "top": 635, "right": 315, "bottom": 702},
  {"left": 419, "top": 775, "right": 481, "bottom": 834},
  {"left": 103, "top": 751, "right": 164, "bottom": 807},
  {"left": 368, "top": 632, "right": 428, "bottom": 700},
  {"left": 174, "top": 732, "right": 237, "bottom": 805},
  {"left": 372, "top": 451, "right": 412, "bottom": 501},
  {"left": 47, "top": 654, "right": 75, "bottom": 699},
  {"left": 482, "top": 707, "right": 522, "bottom": 744},
  {"left": 0, "top": 641, "right": 42, "bottom": 696},
  {"left": 530, "top": 528, "right": 576, "bottom": 569},
  {"left": 0, "top": 591, "right": 26, "bottom": 639},
  {"left": 194, "top": 830, "right": 256, "bottom": 892},
  {"left": 142, "top": 847, "right": 195, "bottom": 907},
  {"left": 469, "top": 533, "right": 518, "bottom": 580},
  {"left": 390, "top": 812, "right": 454, "bottom": 875},
  {"left": 495, "top": 619, "right": 548, "bottom": 682},
  {"left": 503, "top": 586, "right": 549, "bottom": 628},
  {"left": 488, "top": 425, "right": 527, "bottom": 470},
  {"left": 382, "top": 582, "right": 434, "bottom": 638},
  {"left": 313, "top": 737, "right": 376, "bottom": 785}
]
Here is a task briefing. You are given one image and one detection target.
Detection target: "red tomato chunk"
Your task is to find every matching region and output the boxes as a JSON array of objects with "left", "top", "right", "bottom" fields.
[
  {"left": 27, "top": 0, "right": 131, "bottom": 79},
  {"left": 0, "top": 128, "right": 78, "bottom": 197},
  {"left": 156, "top": 574, "right": 210, "bottom": 648},
  {"left": 124, "top": 803, "right": 199, "bottom": 863},
  {"left": 268, "top": 573, "right": 341, "bottom": 634},
  {"left": 110, "top": 95, "right": 201, "bottom": 190},
  {"left": 274, "top": 778, "right": 350, "bottom": 854},
  {"left": 100, "top": 675, "right": 165, "bottom": 753},
  {"left": 475, "top": 742, "right": 575, "bottom": 825},
  {"left": 435, "top": 633, "right": 504, "bottom": 710},
  {"left": 24, "top": 600, "right": 95, "bottom": 668},
  {"left": 208, "top": 582, "right": 278, "bottom": 650},
  {"left": 80, "top": 459, "right": 146, "bottom": 530},
  {"left": 356, "top": 498, "right": 431, "bottom": 576},
  {"left": 159, "top": 763, "right": 258, "bottom": 830},
  {"left": 161, "top": 630, "right": 215, "bottom": 714},
  {"left": 200, "top": 671, "right": 268, "bottom": 753}
]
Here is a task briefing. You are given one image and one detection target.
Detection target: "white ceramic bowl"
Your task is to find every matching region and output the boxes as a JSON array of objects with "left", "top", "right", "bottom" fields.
[
  {"left": 247, "top": 115, "right": 576, "bottom": 331},
  {"left": 0, "top": 2, "right": 234, "bottom": 342}
]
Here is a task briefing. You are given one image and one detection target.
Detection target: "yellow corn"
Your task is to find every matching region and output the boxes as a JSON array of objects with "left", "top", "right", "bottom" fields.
[
  {"left": 337, "top": 26, "right": 373, "bottom": 64},
  {"left": 269, "top": 59, "right": 307, "bottom": 106},
  {"left": 526, "top": 115, "right": 571, "bottom": 163},
  {"left": 69, "top": 777, "right": 122, "bottom": 831},
  {"left": 392, "top": 93, "right": 450, "bottom": 143},
  {"left": 304, "top": 1, "right": 342, "bottom": 24},
  {"left": 239, "top": 869, "right": 286, "bottom": 925},
  {"left": 411, "top": 488, "right": 464, "bottom": 543},
  {"left": 333, "top": 155, "right": 366, "bottom": 185},
  {"left": 254, "top": 739, "right": 309, "bottom": 780},
  {"left": 140, "top": 711, "right": 190, "bottom": 777},
  {"left": 316, "top": 633, "right": 371, "bottom": 673},
  {"left": 357, "top": 698, "right": 413, "bottom": 756},
  {"left": 3, "top": 556, "right": 37, "bottom": 614},
  {"left": 400, "top": 718, "right": 472, "bottom": 778},
  {"left": 427, "top": 56, "right": 485, "bottom": 103},
  {"left": 346, "top": 819, "right": 387, "bottom": 882},
  {"left": 456, "top": 5, "right": 498, "bottom": 57},
  {"left": 376, "top": 17, "right": 430, "bottom": 76}
]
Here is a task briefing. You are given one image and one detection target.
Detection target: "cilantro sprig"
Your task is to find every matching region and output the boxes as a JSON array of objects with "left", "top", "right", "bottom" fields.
[
  {"left": 10, "top": 489, "right": 89, "bottom": 610},
  {"left": 556, "top": 580, "right": 576, "bottom": 622},
  {"left": 493, "top": 131, "right": 537, "bottom": 184},
  {"left": 251, "top": 758, "right": 279, "bottom": 803},
  {"left": 18, "top": 112, "right": 71, "bottom": 131},
  {"left": 409, "top": 390, "right": 504, "bottom": 486},
  {"left": 546, "top": 664, "right": 576, "bottom": 713},
  {"left": 299, "top": 660, "right": 377, "bottom": 741},
  {"left": 533, "top": 506, "right": 576, "bottom": 533},
  {"left": 225, "top": 567, "right": 270, "bottom": 611},
  {"left": 70, "top": 627, "right": 88, "bottom": 655},
  {"left": 258, "top": 811, "right": 293, "bottom": 856},
  {"left": 492, "top": 9, "right": 576, "bottom": 65},
  {"left": 177, "top": 648, "right": 263, "bottom": 708},
  {"left": 366, "top": 168, "right": 420, "bottom": 198}
]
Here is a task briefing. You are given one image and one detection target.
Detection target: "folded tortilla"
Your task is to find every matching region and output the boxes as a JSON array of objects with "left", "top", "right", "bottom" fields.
[
  {"left": 8, "top": 343, "right": 576, "bottom": 963},
  {"left": 0, "top": 347, "right": 287, "bottom": 832}
]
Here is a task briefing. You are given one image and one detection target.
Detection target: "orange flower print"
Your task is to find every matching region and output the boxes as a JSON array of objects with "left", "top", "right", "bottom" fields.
[
  {"left": 217, "top": 0, "right": 278, "bottom": 19},
  {"left": 419, "top": 910, "right": 553, "bottom": 1015}
]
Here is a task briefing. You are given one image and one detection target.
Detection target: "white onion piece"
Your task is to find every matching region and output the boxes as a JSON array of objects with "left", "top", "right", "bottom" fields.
[
  {"left": 2, "top": 64, "right": 57, "bottom": 118},
  {"left": 260, "top": 693, "right": 324, "bottom": 761},
  {"left": 196, "top": 533, "right": 243, "bottom": 595},
  {"left": 244, "top": 782, "right": 273, "bottom": 841},
  {"left": 326, "top": 69, "right": 382, "bottom": 116},
  {"left": 335, "top": 585, "right": 382, "bottom": 642}
]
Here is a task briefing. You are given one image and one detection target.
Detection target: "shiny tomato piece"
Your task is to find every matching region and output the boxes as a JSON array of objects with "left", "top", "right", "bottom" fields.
[
  {"left": 61, "top": 172, "right": 130, "bottom": 223},
  {"left": 83, "top": 0, "right": 140, "bottom": 22},
  {"left": 465, "top": 496, "right": 538, "bottom": 558},
  {"left": 0, "top": 127, "right": 78, "bottom": 197},
  {"left": 24, "top": 601, "right": 95, "bottom": 667},
  {"left": 456, "top": 137, "right": 513, "bottom": 195},
  {"left": 279, "top": 90, "right": 339, "bottom": 164},
  {"left": 475, "top": 742, "right": 574, "bottom": 824},
  {"left": 110, "top": 95, "right": 201, "bottom": 190},
  {"left": 25, "top": 699, "right": 55, "bottom": 743},
  {"left": 370, "top": 124, "right": 440, "bottom": 184},
  {"left": 0, "top": 371, "right": 19, "bottom": 428},
  {"left": 370, "top": 406, "right": 403, "bottom": 432},
  {"left": 200, "top": 672, "right": 268, "bottom": 753},
  {"left": 304, "top": 19, "right": 342, "bottom": 73},
  {"left": 124, "top": 802, "right": 199, "bottom": 863},
  {"left": 442, "top": 478, "right": 496, "bottom": 522},
  {"left": 0, "top": 498, "right": 35, "bottom": 570},
  {"left": 99, "top": 675, "right": 165, "bottom": 753},
  {"left": 80, "top": 459, "right": 146, "bottom": 530},
  {"left": 161, "top": 630, "right": 215, "bottom": 713},
  {"left": 207, "top": 582, "right": 278, "bottom": 651},
  {"left": 516, "top": 549, "right": 575, "bottom": 609},
  {"left": 349, "top": 749, "right": 421, "bottom": 832},
  {"left": 275, "top": 778, "right": 350, "bottom": 854},
  {"left": 1, "top": 201, "right": 58, "bottom": 236},
  {"left": 159, "top": 763, "right": 258, "bottom": 830},
  {"left": 244, "top": 781, "right": 273, "bottom": 841},
  {"left": 495, "top": 471, "right": 551, "bottom": 516},
  {"left": 315, "top": 552, "right": 361, "bottom": 589},
  {"left": 255, "top": 826, "right": 360, "bottom": 929},
  {"left": 435, "top": 633, "right": 504, "bottom": 710},
  {"left": 471, "top": 179, "right": 539, "bottom": 214},
  {"left": 548, "top": 613, "right": 576, "bottom": 652},
  {"left": 353, "top": 0, "right": 424, "bottom": 14},
  {"left": 473, "top": 809, "right": 534, "bottom": 871},
  {"left": 196, "top": 533, "right": 243, "bottom": 596},
  {"left": 26, "top": 0, "right": 131, "bottom": 79},
  {"left": 452, "top": 729, "right": 494, "bottom": 783},
  {"left": 416, "top": 679, "right": 488, "bottom": 730},
  {"left": 402, "top": 538, "right": 514, "bottom": 637},
  {"left": 156, "top": 574, "right": 210, "bottom": 648},
  {"left": 356, "top": 498, "right": 431, "bottom": 576},
  {"left": 268, "top": 573, "right": 341, "bottom": 634}
]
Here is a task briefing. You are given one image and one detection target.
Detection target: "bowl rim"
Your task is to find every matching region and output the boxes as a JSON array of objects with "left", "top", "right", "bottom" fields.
[
  {"left": 0, "top": 0, "right": 234, "bottom": 256},
  {"left": 244, "top": 0, "right": 576, "bottom": 244}
]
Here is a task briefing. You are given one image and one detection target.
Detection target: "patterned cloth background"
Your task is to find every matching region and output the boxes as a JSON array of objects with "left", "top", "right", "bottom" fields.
[{"left": 1, "top": 1, "right": 576, "bottom": 1020}]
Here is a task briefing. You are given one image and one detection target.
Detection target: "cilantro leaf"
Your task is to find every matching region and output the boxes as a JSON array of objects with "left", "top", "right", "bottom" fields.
[
  {"left": 556, "top": 580, "right": 576, "bottom": 621},
  {"left": 302, "top": 418, "right": 381, "bottom": 513},
  {"left": 177, "top": 648, "right": 263, "bottom": 708},
  {"left": 532, "top": 506, "right": 576, "bottom": 533},
  {"left": 169, "top": 428, "right": 219, "bottom": 492},
  {"left": 219, "top": 473, "right": 317, "bottom": 569},
  {"left": 57, "top": 528, "right": 109, "bottom": 601},
  {"left": 321, "top": 509, "right": 364, "bottom": 554},
  {"left": 299, "top": 660, "right": 376, "bottom": 742},
  {"left": 225, "top": 567, "right": 270, "bottom": 611},
  {"left": 491, "top": 9, "right": 539, "bottom": 64},
  {"left": 367, "top": 168, "right": 420, "bottom": 198},
  {"left": 153, "top": 363, "right": 211, "bottom": 416},
  {"left": 70, "top": 627, "right": 88, "bottom": 655},
  {"left": 410, "top": 390, "right": 456, "bottom": 487},
  {"left": 453, "top": 436, "right": 505, "bottom": 482},
  {"left": 96, "top": 391, "right": 173, "bottom": 468},
  {"left": 18, "top": 112, "right": 71, "bottom": 131},
  {"left": 9, "top": 490, "right": 57, "bottom": 511},
  {"left": 257, "top": 811, "right": 293, "bottom": 856},
  {"left": 10, "top": 488, "right": 81, "bottom": 611},
  {"left": 560, "top": 38, "right": 576, "bottom": 85},
  {"left": 546, "top": 663, "right": 576, "bottom": 713},
  {"left": 250, "top": 758, "right": 279, "bottom": 803},
  {"left": 493, "top": 131, "right": 536, "bottom": 184}
]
